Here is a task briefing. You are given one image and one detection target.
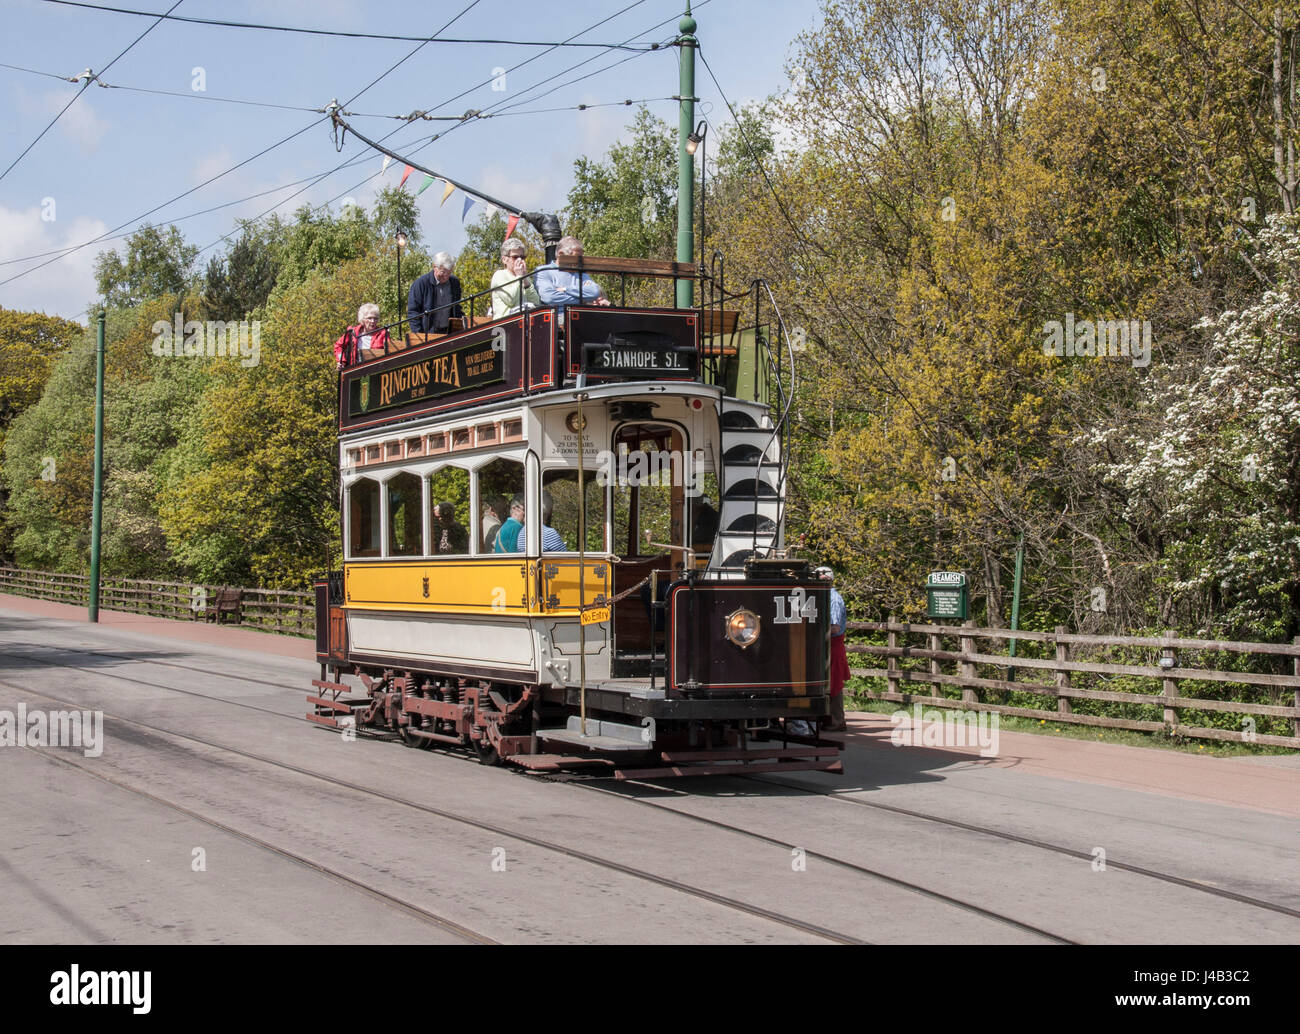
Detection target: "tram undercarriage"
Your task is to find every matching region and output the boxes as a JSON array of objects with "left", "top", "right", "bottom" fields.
[{"left": 309, "top": 669, "right": 843, "bottom": 778}]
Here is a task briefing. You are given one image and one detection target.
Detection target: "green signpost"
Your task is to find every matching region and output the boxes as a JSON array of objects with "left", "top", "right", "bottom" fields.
[{"left": 926, "top": 571, "right": 968, "bottom": 621}]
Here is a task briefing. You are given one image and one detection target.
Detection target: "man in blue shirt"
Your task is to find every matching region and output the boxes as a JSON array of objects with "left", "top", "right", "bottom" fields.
[
  {"left": 533, "top": 236, "right": 612, "bottom": 316},
  {"left": 493, "top": 495, "right": 525, "bottom": 553},
  {"left": 817, "top": 565, "right": 849, "bottom": 731},
  {"left": 514, "top": 491, "right": 567, "bottom": 553}
]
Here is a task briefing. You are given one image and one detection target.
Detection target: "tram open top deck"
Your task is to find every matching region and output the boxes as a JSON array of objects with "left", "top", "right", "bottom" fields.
[{"left": 338, "top": 254, "right": 763, "bottom": 436}]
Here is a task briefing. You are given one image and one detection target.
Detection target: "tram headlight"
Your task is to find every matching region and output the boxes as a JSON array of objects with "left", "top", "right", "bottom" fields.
[{"left": 724, "top": 608, "right": 761, "bottom": 649}]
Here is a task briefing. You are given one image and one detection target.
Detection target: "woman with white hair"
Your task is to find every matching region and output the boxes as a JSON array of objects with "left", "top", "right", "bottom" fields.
[
  {"left": 490, "top": 238, "right": 540, "bottom": 319},
  {"left": 406, "top": 250, "right": 464, "bottom": 335},
  {"left": 333, "top": 302, "right": 390, "bottom": 369}
]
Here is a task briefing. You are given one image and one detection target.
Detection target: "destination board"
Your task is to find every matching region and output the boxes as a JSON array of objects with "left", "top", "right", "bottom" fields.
[{"left": 568, "top": 308, "right": 698, "bottom": 380}]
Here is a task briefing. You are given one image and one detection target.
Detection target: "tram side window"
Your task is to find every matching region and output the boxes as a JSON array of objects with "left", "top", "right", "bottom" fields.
[
  {"left": 349, "top": 478, "right": 381, "bottom": 557},
  {"left": 427, "top": 466, "right": 471, "bottom": 555},
  {"left": 543, "top": 470, "right": 606, "bottom": 552},
  {"left": 477, "top": 456, "right": 525, "bottom": 553},
  {"left": 387, "top": 472, "right": 424, "bottom": 557}
]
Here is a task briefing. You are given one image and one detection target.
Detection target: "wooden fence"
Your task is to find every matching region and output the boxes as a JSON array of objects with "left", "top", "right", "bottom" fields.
[
  {"left": 0, "top": 566, "right": 314, "bottom": 638},
  {"left": 848, "top": 620, "right": 1300, "bottom": 749}
]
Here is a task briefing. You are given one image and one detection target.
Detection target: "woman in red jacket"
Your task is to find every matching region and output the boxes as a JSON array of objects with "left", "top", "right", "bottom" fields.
[{"left": 334, "top": 303, "right": 389, "bottom": 369}]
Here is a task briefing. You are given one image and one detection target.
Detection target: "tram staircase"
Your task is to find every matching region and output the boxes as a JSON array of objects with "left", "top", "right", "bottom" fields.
[{"left": 714, "top": 402, "right": 784, "bottom": 571}]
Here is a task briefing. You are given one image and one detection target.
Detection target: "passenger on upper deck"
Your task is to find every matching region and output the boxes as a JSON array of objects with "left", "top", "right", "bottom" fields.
[
  {"left": 407, "top": 252, "right": 464, "bottom": 335},
  {"left": 513, "top": 491, "right": 566, "bottom": 553},
  {"left": 490, "top": 239, "right": 540, "bottom": 319},
  {"left": 333, "top": 303, "right": 389, "bottom": 368},
  {"left": 533, "top": 236, "right": 611, "bottom": 316}
]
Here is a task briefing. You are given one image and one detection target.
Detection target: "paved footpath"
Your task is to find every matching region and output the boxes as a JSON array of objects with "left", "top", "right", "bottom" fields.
[{"left": 2, "top": 593, "right": 1297, "bottom": 944}]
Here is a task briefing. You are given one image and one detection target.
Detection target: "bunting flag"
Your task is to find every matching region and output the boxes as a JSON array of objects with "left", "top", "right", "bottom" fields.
[
  {"left": 416, "top": 174, "right": 436, "bottom": 195},
  {"left": 505, "top": 213, "right": 520, "bottom": 239},
  {"left": 439, "top": 180, "right": 456, "bottom": 206},
  {"left": 381, "top": 155, "right": 392, "bottom": 175},
  {"left": 399, "top": 164, "right": 413, "bottom": 188},
  {"left": 461, "top": 195, "right": 477, "bottom": 222}
]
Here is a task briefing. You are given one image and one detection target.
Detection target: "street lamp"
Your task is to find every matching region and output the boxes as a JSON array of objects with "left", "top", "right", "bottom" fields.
[
  {"left": 395, "top": 229, "right": 408, "bottom": 331},
  {"left": 686, "top": 121, "right": 708, "bottom": 272}
]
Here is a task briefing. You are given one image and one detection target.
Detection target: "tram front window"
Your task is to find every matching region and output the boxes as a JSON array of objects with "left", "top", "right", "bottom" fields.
[{"left": 348, "top": 478, "right": 381, "bottom": 557}]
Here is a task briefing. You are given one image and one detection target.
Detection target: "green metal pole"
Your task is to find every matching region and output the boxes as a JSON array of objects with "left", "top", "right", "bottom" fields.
[
  {"left": 675, "top": 4, "right": 697, "bottom": 309},
  {"left": 89, "top": 309, "right": 106, "bottom": 622},
  {"left": 1008, "top": 532, "right": 1024, "bottom": 680}
]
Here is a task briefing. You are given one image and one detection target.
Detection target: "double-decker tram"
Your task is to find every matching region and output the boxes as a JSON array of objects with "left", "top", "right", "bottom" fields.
[{"left": 309, "top": 254, "right": 843, "bottom": 777}]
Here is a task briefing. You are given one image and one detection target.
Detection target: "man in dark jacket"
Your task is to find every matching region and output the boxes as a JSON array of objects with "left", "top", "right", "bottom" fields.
[{"left": 407, "top": 251, "right": 464, "bottom": 334}]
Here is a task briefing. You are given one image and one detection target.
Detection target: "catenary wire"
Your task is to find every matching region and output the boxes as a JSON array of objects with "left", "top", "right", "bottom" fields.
[{"left": 0, "top": 0, "right": 185, "bottom": 183}]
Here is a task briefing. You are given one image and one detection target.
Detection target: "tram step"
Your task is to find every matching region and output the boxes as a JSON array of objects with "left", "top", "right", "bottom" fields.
[
  {"left": 510, "top": 754, "right": 617, "bottom": 771},
  {"left": 539, "top": 717, "right": 653, "bottom": 751}
]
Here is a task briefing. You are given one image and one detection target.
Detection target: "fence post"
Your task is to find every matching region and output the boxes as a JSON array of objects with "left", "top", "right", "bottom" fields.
[
  {"left": 886, "top": 615, "right": 900, "bottom": 699},
  {"left": 1055, "top": 626, "right": 1072, "bottom": 714},
  {"left": 1161, "top": 629, "right": 1179, "bottom": 729},
  {"left": 959, "top": 618, "right": 977, "bottom": 704},
  {"left": 1293, "top": 636, "right": 1299, "bottom": 742},
  {"left": 928, "top": 628, "right": 941, "bottom": 695}
]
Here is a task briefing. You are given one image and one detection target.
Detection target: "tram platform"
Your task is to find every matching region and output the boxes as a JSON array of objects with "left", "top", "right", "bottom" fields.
[{"left": 1, "top": 591, "right": 1294, "bottom": 817}]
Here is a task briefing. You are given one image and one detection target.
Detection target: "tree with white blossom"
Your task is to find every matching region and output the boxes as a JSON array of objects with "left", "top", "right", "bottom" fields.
[{"left": 1105, "top": 215, "right": 1300, "bottom": 638}]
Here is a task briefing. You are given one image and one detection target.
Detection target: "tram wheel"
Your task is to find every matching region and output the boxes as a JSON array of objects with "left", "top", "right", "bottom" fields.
[{"left": 473, "top": 736, "right": 502, "bottom": 766}]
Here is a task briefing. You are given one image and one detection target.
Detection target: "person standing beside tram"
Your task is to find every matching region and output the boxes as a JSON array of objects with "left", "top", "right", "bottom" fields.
[
  {"left": 817, "top": 565, "right": 849, "bottom": 731},
  {"left": 407, "top": 252, "right": 464, "bottom": 334}
]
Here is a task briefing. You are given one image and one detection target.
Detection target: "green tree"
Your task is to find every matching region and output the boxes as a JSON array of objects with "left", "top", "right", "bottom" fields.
[
  {"left": 201, "top": 222, "right": 281, "bottom": 323},
  {"left": 94, "top": 225, "right": 199, "bottom": 309}
]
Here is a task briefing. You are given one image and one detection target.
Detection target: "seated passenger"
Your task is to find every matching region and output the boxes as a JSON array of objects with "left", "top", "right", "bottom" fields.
[
  {"left": 407, "top": 252, "right": 464, "bottom": 334},
  {"left": 432, "top": 501, "right": 468, "bottom": 555},
  {"left": 493, "top": 495, "right": 525, "bottom": 553},
  {"left": 533, "top": 236, "right": 612, "bottom": 315},
  {"left": 490, "top": 239, "right": 540, "bottom": 319},
  {"left": 333, "top": 303, "right": 389, "bottom": 368},
  {"left": 513, "top": 491, "right": 566, "bottom": 553}
]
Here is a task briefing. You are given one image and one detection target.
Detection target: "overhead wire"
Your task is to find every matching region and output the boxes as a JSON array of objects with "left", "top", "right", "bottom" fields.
[
  {"left": 0, "top": 0, "right": 487, "bottom": 292},
  {"left": 39, "top": 0, "right": 663, "bottom": 49},
  {"left": 0, "top": 0, "right": 185, "bottom": 183}
]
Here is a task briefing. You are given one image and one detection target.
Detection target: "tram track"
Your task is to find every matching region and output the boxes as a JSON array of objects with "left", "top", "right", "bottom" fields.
[
  {"left": 5, "top": 634, "right": 1296, "bottom": 937},
  {"left": 20, "top": 744, "right": 496, "bottom": 945},
  {"left": 0, "top": 674, "right": 868, "bottom": 944}
]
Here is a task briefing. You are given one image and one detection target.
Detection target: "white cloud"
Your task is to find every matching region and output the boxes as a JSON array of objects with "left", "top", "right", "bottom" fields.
[
  {"left": 0, "top": 205, "right": 110, "bottom": 321},
  {"left": 15, "top": 86, "right": 109, "bottom": 156}
]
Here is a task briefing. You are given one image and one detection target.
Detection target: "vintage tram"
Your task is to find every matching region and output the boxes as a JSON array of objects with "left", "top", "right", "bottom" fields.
[{"left": 309, "top": 255, "right": 843, "bottom": 777}]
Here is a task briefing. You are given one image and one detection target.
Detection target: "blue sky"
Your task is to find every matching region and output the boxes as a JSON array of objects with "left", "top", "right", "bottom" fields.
[{"left": 0, "top": 0, "right": 826, "bottom": 320}]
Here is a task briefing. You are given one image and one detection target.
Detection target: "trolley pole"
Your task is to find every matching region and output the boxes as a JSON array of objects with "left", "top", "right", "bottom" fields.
[
  {"left": 675, "top": 4, "right": 698, "bottom": 309},
  {"left": 88, "top": 309, "right": 106, "bottom": 622}
]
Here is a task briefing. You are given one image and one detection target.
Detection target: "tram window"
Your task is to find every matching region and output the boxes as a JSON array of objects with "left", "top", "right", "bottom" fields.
[
  {"left": 427, "top": 466, "right": 471, "bottom": 555},
  {"left": 477, "top": 456, "right": 525, "bottom": 553},
  {"left": 387, "top": 472, "right": 424, "bottom": 557},
  {"left": 610, "top": 424, "right": 685, "bottom": 558},
  {"left": 348, "top": 478, "right": 381, "bottom": 557},
  {"left": 543, "top": 470, "right": 606, "bottom": 552}
]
